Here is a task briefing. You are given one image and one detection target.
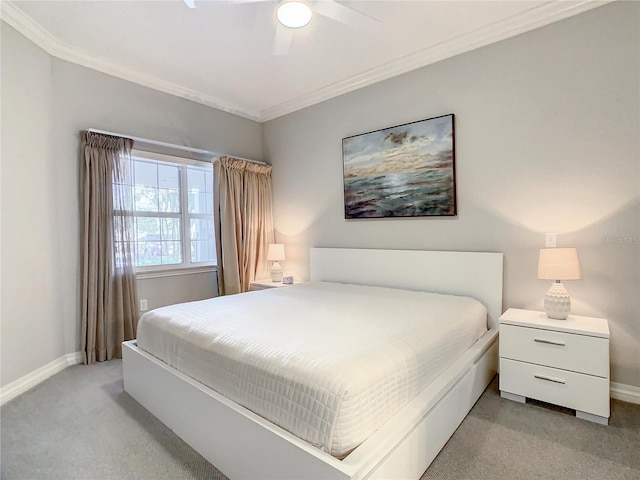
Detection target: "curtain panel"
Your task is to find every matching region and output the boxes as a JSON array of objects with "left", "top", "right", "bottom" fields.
[
  {"left": 214, "top": 157, "right": 274, "bottom": 295},
  {"left": 81, "top": 131, "right": 140, "bottom": 364}
]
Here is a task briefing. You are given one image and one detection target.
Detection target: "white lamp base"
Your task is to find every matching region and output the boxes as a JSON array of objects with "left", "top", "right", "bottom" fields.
[
  {"left": 270, "top": 261, "right": 283, "bottom": 282},
  {"left": 544, "top": 281, "right": 571, "bottom": 320}
]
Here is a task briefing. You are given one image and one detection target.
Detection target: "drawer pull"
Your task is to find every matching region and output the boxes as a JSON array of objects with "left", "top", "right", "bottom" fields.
[
  {"left": 534, "top": 338, "right": 565, "bottom": 346},
  {"left": 534, "top": 374, "right": 566, "bottom": 384}
]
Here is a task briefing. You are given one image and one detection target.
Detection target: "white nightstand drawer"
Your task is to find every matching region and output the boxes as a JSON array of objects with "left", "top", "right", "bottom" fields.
[
  {"left": 500, "top": 358, "right": 610, "bottom": 418},
  {"left": 500, "top": 324, "right": 609, "bottom": 378}
]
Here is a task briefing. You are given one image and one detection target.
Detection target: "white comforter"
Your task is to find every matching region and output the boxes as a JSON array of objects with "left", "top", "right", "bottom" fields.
[{"left": 136, "top": 282, "right": 487, "bottom": 458}]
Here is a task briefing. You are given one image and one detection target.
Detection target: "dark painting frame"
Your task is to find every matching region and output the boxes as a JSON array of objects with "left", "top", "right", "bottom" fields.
[{"left": 342, "top": 114, "right": 456, "bottom": 219}]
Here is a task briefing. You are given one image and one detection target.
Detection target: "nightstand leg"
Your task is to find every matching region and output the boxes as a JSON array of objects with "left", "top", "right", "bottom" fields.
[
  {"left": 576, "top": 410, "right": 608, "bottom": 425},
  {"left": 500, "top": 391, "right": 526, "bottom": 403}
]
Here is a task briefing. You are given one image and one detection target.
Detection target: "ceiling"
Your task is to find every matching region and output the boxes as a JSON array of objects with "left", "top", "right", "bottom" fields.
[{"left": 2, "top": 0, "right": 610, "bottom": 122}]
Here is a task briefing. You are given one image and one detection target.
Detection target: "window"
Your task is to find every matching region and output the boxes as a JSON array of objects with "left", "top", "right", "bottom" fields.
[{"left": 115, "top": 150, "right": 216, "bottom": 271}]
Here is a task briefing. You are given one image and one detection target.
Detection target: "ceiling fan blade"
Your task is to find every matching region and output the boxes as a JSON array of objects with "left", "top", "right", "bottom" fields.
[
  {"left": 273, "top": 23, "right": 293, "bottom": 56},
  {"left": 183, "top": 0, "right": 196, "bottom": 8},
  {"left": 313, "top": 0, "right": 379, "bottom": 30}
]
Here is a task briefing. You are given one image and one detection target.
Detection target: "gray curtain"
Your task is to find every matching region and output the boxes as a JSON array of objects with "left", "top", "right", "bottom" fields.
[
  {"left": 214, "top": 157, "right": 274, "bottom": 295},
  {"left": 81, "top": 131, "right": 139, "bottom": 364}
]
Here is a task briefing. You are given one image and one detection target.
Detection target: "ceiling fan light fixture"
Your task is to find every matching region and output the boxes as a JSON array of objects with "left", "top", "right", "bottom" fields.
[{"left": 277, "top": 1, "right": 313, "bottom": 29}]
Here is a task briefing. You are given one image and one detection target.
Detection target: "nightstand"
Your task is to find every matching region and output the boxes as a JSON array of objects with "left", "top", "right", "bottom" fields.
[
  {"left": 499, "top": 308, "right": 610, "bottom": 425},
  {"left": 249, "top": 279, "right": 299, "bottom": 291}
]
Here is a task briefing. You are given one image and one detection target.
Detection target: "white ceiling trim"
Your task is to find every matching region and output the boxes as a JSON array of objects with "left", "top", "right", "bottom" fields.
[
  {"left": 260, "top": 0, "right": 614, "bottom": 121},
  {"left": 0, "top": 0, "right": 262, "bottom": 122},
  {"left": 1, "top": 0, "right": 613, "bottom": 123}
]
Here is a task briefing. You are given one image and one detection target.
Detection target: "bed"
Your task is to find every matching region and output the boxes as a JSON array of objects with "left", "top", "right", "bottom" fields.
[{"left": 123, "top": 248, "right": 504, "bottom": 479}]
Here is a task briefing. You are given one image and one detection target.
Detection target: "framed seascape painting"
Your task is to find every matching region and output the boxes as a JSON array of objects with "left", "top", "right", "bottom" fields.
[{"left": 342, "top": 114, "right": 456, "bottom": 219}]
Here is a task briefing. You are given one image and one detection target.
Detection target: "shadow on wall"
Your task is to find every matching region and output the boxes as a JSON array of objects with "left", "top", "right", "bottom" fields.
[{"left": 275, "top": 194, "right": 639, "bottom": 387}]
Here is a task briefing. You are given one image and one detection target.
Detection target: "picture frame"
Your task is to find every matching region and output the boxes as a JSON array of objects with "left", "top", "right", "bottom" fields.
[{"left": 342, "top": 114, "right": 456, "bottom": 219}]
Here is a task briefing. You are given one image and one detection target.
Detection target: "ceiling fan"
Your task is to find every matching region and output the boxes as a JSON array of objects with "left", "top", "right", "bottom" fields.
[{"left": 183, "top": 0, "right": 379, "bottom": 55}]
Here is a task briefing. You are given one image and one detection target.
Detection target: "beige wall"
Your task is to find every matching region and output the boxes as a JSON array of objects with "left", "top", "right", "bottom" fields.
[
  {"left": 263, "top": 2, "right": 640, "bottom": 387},
  {"left": 2, "top": 2, "right": 638, "bottom": 392},
  {"left": 137, "top": 271, "right": 219, "bottom": 311},
  {"left": 1, "top": 21, "right": 67, "bottom": 384},
  {"left": 1, "top": 23, "right": 262, "bottom": 388}
]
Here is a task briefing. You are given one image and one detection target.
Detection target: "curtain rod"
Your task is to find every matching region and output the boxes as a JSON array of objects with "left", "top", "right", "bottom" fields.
[{"left": 86, "top": 128, "right": 265, "bottom": 165}]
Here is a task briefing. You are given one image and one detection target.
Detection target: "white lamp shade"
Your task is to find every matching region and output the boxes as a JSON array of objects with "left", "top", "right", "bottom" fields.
[
  {"left": 267, "top": 243, "right": 285, "bottom": 261},
  {"left": 537, "top": 248, "right": 581, "bottom": 280}
]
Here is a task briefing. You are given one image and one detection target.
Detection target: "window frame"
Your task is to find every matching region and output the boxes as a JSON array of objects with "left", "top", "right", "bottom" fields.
[{"left": 125, "top": 149, "right": 217, "bottom": 276}]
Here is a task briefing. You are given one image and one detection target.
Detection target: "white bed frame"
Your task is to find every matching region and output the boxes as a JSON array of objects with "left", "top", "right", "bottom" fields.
[{"left": 123, "top": 248, "right": 503, "bottom": 479}]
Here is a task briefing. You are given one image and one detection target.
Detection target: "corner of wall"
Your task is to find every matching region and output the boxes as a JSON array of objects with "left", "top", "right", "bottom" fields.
[{"left": 0, "top": 352, "right": 83, "bottom": 406}]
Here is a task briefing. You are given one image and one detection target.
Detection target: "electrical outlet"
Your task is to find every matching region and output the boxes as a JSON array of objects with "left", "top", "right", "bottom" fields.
[
  {"left": 545, "top": 232, "right": 557, "bottom": 248},
  {"left": 140, "top": 299, "right": 148, "bottom": 311}
]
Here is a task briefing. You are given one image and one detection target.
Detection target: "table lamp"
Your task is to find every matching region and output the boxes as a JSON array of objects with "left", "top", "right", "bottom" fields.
[
  {"left": 267, "top": 243, "right": 285, "bottom": 282},
  {"left": 537, "top": 247, "right": 581, "bottom": 320}
]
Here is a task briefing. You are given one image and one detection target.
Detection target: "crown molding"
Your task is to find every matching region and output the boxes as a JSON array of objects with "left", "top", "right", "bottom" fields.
[
  {"left": 0, "top": 0, "right": 262, "bottom": 122},
  {"left": 259, "top": 0, "right": 615, "bottom": 121},
  {"left": 1, "top": 0, "right": 614, "bottom": 123}
]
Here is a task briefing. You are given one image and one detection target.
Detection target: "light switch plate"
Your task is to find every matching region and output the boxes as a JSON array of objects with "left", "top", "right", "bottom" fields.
[{"left": 545, "top": 233, "right": 557, "bottom": 248}]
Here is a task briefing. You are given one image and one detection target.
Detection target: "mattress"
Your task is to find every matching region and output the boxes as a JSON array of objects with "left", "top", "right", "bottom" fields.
[{"left": 136, "top": 281, "right": 487, "bottom": 458}]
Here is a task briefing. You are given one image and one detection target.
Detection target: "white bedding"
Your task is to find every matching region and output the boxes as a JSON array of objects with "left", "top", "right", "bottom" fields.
[{"left": 136, "top": 281, "right": 487, "bottom": 458}]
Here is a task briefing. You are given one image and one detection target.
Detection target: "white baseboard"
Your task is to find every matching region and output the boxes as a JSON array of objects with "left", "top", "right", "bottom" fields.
[
  {"left": 610, "top": 382, "right": 640, "bottom": 405},
  {"left": 2, "top": 352, "right": 638, "bottom": 407},
  {"left": 1, "top": 351, "right": 83, "bottom": 406}
]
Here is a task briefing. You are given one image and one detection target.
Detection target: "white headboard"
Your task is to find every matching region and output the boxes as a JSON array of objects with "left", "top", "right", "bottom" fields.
[{"left": 310, "top": 248, "right": 504, "bottom": 330}]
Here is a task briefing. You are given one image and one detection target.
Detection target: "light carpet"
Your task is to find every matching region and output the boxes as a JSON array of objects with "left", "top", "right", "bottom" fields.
[{"left": 1, "top": 360, "right": 638, "bottom": 479}]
